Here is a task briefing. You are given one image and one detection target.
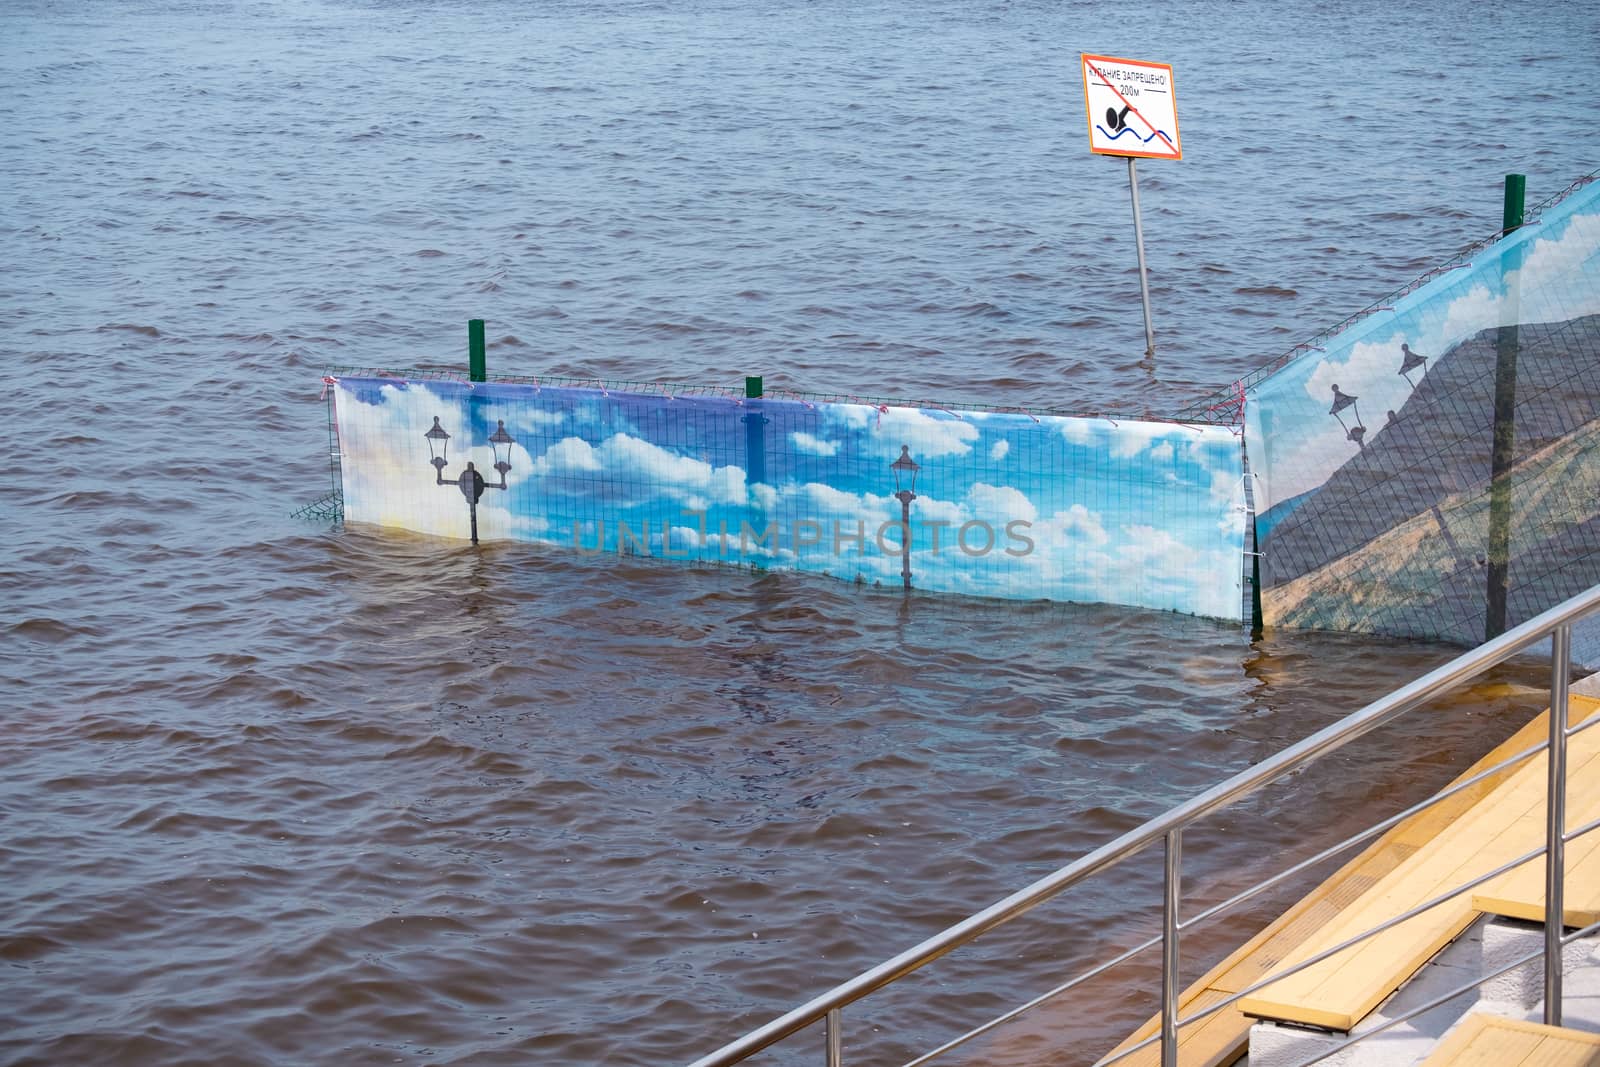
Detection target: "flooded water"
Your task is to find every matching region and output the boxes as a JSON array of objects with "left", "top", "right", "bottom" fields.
[{"left": 1, "top": 0, "right": 1595, "bottom": 1064}]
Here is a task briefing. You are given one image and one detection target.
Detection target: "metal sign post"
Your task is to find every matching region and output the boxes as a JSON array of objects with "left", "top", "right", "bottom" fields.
[
  {"left": 1081, "top": 53, "right": 1181, "bottom": 360},
  {"left": 1126, "top": 156, "right": 1156, "bottom": 359}
]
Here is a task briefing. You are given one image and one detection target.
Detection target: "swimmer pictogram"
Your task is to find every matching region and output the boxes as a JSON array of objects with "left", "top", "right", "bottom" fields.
[{"left": 1097, "top": 102, "right": 1174, "bottom": 146}]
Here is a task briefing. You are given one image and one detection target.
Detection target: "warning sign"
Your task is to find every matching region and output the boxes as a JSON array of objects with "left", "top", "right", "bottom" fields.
[{"left": 1081, "top": 54, "right": 1181, "bottom": 160}]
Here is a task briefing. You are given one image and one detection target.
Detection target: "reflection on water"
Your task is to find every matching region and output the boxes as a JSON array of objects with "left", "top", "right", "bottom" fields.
[{"left": 8, "top": 526, "right": 1548, "bottom": 1065}]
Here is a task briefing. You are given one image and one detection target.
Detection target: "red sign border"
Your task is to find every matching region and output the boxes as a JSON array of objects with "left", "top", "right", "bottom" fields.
[{"left": 1081, "top": 53, "right": 1182, "bottom": 161}]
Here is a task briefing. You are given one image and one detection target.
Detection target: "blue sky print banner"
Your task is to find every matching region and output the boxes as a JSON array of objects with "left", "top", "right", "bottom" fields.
[
  {"left": 334, "top": 378, "right": 1247, "bottom": 620},
  {"left": 1245, "top": 180, "right": 1600, "bottom": 643}
]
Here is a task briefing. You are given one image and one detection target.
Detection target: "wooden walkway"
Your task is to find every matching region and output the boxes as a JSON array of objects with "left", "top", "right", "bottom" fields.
[
  {"left": 1236, "top": 696, "right": 1600, "bottom": 1030},
  {"left": 1101, "top": 694, "right": 1600, "bottom": 1066}
]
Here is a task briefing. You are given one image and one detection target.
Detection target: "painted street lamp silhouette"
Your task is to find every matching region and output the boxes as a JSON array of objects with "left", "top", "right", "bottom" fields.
[
  {"left": 1329, "top": 384, "right": 1366, "bottom": 448},
  {"left": 424, "top": 415, "right": 515, "bottom": 545},
  {"left": 1399, "top": 343, "right": 1427, "bottom": 388},
  {"left": 891, "top": 444, "right": 919, "bottom": 591}
]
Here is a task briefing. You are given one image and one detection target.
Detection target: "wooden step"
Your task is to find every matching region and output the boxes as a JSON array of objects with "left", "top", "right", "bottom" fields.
[
  {"left": 1419, "top": 1012, "right": 1600, "bottom": 1066},
  {"left": 1471, "top": 780, "right": 1600, "bottom": 928},
  {"left": 1100, "top": 695, "right": 1600, "bottom": 1065},
  {"left": 1236, "top": 705, "right": 1600, "bottom": 1031}
]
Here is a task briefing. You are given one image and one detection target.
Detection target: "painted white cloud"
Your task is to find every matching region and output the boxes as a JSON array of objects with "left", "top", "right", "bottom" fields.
[
  {"left": 1031, "top": 523, "right": 1240, "bottom": 619},
  {"left": 1054, "top": 415, "right": 1206, "bottom": 462},
  {"left": 1507, "top": 210, "right": 1600, "bottom": 316},
  {"left": 1110, "top": 422, "right": 1182, "bottom": 459},
  {"left": 990, "top": 439, "right": 1010, "bottom": 462},
  {"left": 1057, "top": 417, "right": 1100, "bottom": 446},
  {"left": 750, "top": 482, "right": 780, "bottom": 513},
  {"left": 966, "top": 482, "right": 1038, "bottom": 525},
  {"left": 1043, "top": 504, "right": 1110, "bottom": 549},
  {"left": 531, "top": 432, "right": 748, "bottom": 509},
  {"left": 1209, "top": 468, "right": 1248, "bottom": 533},
  {"left": 532, "top": 436, "right": 602, "bottom": 473},
  {"left": 1118, "top": 524, "right": 1200, "bottom": 570},
  {"left": 1010, "top": 505, "right": 1112, "bottom": 585},
  {"left": 1183, "top": 429, "right": 1238, "bottom": 467},
  {"left": 803, "top": 482, "right": 886, "bottom": 517},
  {"left": 912, "top": 495, "right": 967, "bottom": 526},
  {"left": 826, "top": 403, "right": 981, "bottom": 460},
  {"left": 476, "top": 504, "right": 556, "bottom": 544},
  {"left": 791, "top": 431, "right": 840, "bottom": 457},
  {"left": 768, "top": 482, "right": 970, "bottom": 545},
  {"left": 510, "top": 408, "right": 567, "bottom": 432},
  {"left": 996, "top": 502, "right": 1244, "bottom": 619}
]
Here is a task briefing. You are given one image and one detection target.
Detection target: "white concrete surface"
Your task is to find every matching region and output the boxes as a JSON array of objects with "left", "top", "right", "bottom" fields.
[{"left": 1476, "top": 917, "right": 1596, "bottom": 1010}]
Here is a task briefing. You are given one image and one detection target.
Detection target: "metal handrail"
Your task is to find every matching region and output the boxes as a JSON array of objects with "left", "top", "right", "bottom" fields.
[
  {"left": 687, "top": 585, "right": 1600, "bottom": 1067},
  {"left": 1094, "top": 836, "right": 1557, "bottom": 1067}
]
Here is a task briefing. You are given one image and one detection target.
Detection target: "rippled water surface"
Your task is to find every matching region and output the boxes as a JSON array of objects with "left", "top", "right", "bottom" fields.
[{"left": 2, "top": 0, "right": 1596, "bottom": 1063}]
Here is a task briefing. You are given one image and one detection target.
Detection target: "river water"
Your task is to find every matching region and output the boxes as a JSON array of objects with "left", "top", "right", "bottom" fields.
[{"left": 2, "top": 1, "right": 1596, "bottom": 1064}]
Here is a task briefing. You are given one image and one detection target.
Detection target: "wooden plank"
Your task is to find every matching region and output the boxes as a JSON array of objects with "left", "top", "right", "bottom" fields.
[
  {"left": 1100, "top": 696, "right": 1600, "bottom": 1066},
  {"left": 1538, "top": 1037, "right": 1600, "bottom": 1067},
  {"left": 1419, "top": 1014, "right": 1492, "bottom": 1065},
  {"left": 1470, "top": 710, "right": 1600, "bottom": 929},
  {"left": 1419, "top": 1013, "right": 1600, "bottom": 1067},
  {"left": 1471, "top": 813, "right": 1600, "bottom": 927},
  {"left": 1237, "top": 719, "right": 1600, "bottom": 1030},
  {"left": 1446, "top": 1028, "right": 1537, "bottom": 1067}
]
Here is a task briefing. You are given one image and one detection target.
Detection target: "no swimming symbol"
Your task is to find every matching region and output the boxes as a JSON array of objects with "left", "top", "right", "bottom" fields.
[{"left": 1081, "top": 53, "right": 1182, "bottom": 160}]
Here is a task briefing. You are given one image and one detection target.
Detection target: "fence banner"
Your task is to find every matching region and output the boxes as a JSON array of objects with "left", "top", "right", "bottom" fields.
[
  {"left": 1246, "top": 180, "right": 1600, "bottom": 645},
  {"left": 333, "top": 377, "right": 1247, "bottom": 620}
]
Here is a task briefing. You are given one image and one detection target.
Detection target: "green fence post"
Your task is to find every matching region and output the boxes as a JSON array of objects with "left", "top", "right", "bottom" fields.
[
  {"left": 745, "top": 375, "right": 763, "bottom": 399},
  {"left": 1502, "top": 174, "right": 1526, "bottom": 233},
  {"left": 1486, "top": 174, "right": 1526, "bottom": 640},
  {"left": 469, "top": 319, "right": 487, "bottom": 383}
]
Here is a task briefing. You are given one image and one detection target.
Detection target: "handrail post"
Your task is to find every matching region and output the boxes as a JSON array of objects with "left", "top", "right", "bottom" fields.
[
  {"left": 1544, "top": 623, "right": 1571, "bottom": 1026},
  {"left": 1161, "top": 829, "right": 1182, "bottom": 1067},
  {"left": 826, "top": 1007, "right": 843, "bottom": 1066}
]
